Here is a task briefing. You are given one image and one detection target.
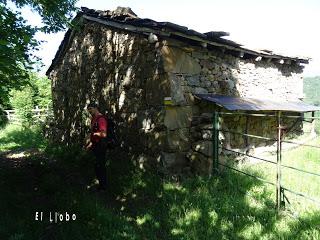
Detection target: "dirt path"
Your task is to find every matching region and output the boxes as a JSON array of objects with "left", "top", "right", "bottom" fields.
[{"left": 1, "top": 149, "right": 34, "bottom": 168}]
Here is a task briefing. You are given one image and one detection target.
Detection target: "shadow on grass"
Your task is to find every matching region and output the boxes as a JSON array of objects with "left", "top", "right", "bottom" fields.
[
  {"left": 0, "top": 145, "right": 141, "bottom": 240},
  {"left": 101, "top": 149, "right": 320, "bottom": 240},
  {"left": 1, "top": 139, "right": 320, "bottom": 239}
]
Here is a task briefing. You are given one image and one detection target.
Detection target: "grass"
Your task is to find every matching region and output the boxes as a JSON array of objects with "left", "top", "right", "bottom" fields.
[
  {"left": 242, "top": 117, "right": 320, "bottom": 211},
  {"left": 0, "top": 124, "right": 47, "bottom": 152},
  {"left": 1, "top": 124, "right": 320, "bottom": 239},
  {"left": 243, "top": 136, "right": 320, "bottom": 213}
]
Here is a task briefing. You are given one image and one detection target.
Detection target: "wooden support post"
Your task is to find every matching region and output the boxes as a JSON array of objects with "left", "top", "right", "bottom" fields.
[
  {"left": 35, "top": 106, "right": 40, "bottom": 120},
  {"left": 5, "top": 110, "right": 10, "bottom": 121}
]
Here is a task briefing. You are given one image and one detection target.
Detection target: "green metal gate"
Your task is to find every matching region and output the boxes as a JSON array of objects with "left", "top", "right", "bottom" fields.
[{"left": 212, "top": 111, "right": 320, "bottom": 211}]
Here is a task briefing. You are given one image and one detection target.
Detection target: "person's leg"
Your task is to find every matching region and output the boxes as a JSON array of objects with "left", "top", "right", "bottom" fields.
[{"left": 93, "top": 142, "right": 107, "bottom": 189}]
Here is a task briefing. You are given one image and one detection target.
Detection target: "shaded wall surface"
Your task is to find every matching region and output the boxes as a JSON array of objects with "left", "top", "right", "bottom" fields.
[
  {"left": 49, "top": 21, "right": 169, "bottom": 168},
  {"left": 49, "top": 22, "right": 305, "bottom": 175}
]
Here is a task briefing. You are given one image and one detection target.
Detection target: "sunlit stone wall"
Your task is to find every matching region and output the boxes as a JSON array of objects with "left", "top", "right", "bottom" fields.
[
  {"left": 49, "top": 21, "right": 305, "bottom": 176},
  {"left": 159, "top": 39, "right": 304, "bottom": 175}
]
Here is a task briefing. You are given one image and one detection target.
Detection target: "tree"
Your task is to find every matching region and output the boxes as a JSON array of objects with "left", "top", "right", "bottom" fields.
[
  {"left": 0, "top": 0, "right": 78, "bottom": 107},
  {"left": 10, "top": 85, "right": 34, "bottom": 126},
  {"left": 9, "top": 72, "right": 52, "bottom": 126},
  {"left": 31, "top": 73, "right": 52, "bottom": 109}
]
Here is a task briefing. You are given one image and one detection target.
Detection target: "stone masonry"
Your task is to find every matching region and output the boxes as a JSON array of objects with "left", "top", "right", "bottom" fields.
[{"left": 47, "top": 8, "right": 306, "bottom": 176}]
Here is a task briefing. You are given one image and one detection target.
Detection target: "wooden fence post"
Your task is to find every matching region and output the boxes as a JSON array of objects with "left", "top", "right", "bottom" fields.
[
  {"left": 35, "top": 106, "right": 40, "bottom": 120},
  {"left": 4, "top": 108, "right": 51, "bottom": 123}
]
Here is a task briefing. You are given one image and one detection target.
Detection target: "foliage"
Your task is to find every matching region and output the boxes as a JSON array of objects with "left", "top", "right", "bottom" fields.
[
  {"left": 9, "top": 72, "right": 52, "bottom": 126},
  {"left": 304, "top": 76, "right": 320, "bottom": 106},
  {"left": 0, "top": 3, "right": 35, "bottom": 107},
  {"left": 0, "top": 0, "right": 77, "bottom": 106},
  {"left": 0, "top": 124, "right": 47, "bottom": 151},
  {"left": 0, "top": 107, "right": 8, "bottom": 128},
  {"left": 10, "top": 85, "right": 34, "bottom": 126},
  {"left": 303, "top": 76, "right": 320, "bottom": 132},
  {"left": 29, "top": 73, "right": 52, "bottom": 109},
  {"left": 12, "top": 0, "right": 78, "bottom": 33}
]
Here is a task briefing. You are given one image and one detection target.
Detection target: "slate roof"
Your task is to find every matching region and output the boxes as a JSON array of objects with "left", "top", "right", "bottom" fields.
[{"left": 46, "top": 7, "right": 310, "bottom": 75}]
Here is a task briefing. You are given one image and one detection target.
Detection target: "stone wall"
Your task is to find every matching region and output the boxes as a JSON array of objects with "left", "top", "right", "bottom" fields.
[
  {"left": 49, "top": 22, "right": 305, "bottom": 176},
  {"left": 49, "top": 21, "right": 169, "bottom": 171},
  {"left": 159, "top": 39, "right": 304, "bottom": 175}
]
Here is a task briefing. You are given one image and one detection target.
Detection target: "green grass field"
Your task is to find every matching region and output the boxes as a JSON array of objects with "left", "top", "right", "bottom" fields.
[
  {"left": 1, "top": 124, "right": 320, "bottom": 239},
  {"left": 242, "top": 136, "right": 320, "bottom": 212}
]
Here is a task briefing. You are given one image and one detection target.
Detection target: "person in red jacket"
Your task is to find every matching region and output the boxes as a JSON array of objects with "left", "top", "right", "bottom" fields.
[{"left": 85, "top": 103, "right": 108, "bottom": 191}]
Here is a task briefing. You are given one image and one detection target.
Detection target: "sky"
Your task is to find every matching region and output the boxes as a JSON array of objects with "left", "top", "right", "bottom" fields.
[{"left": 22, "top": 0, "right": 320, "bottom": 77}]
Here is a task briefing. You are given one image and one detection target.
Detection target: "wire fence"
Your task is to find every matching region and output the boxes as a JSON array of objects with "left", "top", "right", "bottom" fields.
[{"left": 212, "top": 110, "right": 320, "bottom": 211}]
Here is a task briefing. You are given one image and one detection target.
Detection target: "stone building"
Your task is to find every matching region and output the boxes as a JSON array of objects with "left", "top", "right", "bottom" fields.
[{"left": 46, "top": 7, "right": 311, "bottom": 175}]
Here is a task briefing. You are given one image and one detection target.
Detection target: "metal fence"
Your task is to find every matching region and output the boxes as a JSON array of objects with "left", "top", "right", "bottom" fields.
[{"left": 212, "top": 111, "right": 320, "bottom": 211}]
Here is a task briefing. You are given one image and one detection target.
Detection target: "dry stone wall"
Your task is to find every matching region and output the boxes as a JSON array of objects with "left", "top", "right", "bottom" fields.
[
  {"left": 49, "top": 22, "right": 305, "bottom": 176},
  {"left": 160, "top": 39, "right": 304, "bottom": 175},
  {"left": 49, "top": 21, "right": 172, "bottom": 171}
]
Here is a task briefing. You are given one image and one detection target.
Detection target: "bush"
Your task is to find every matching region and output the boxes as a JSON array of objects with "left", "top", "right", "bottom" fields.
[
  {"left": 31, "top": 74, "right": 52, "bottom": 109},
  {"left": 10, "top": 86, "right": 34, "bottom": 127},
  {"left": 9, "top": 73, "right": 52, "bottom": 127}
]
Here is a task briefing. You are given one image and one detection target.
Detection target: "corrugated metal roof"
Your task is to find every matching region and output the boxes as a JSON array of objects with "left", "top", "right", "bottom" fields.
[{"left": 195, "top": 94, "right": 320, "bottom": 112}]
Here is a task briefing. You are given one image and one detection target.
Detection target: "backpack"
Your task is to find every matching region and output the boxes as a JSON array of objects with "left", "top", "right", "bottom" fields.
[{"left": 96, "top": 115, "right": 118, "bottom": 149}]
